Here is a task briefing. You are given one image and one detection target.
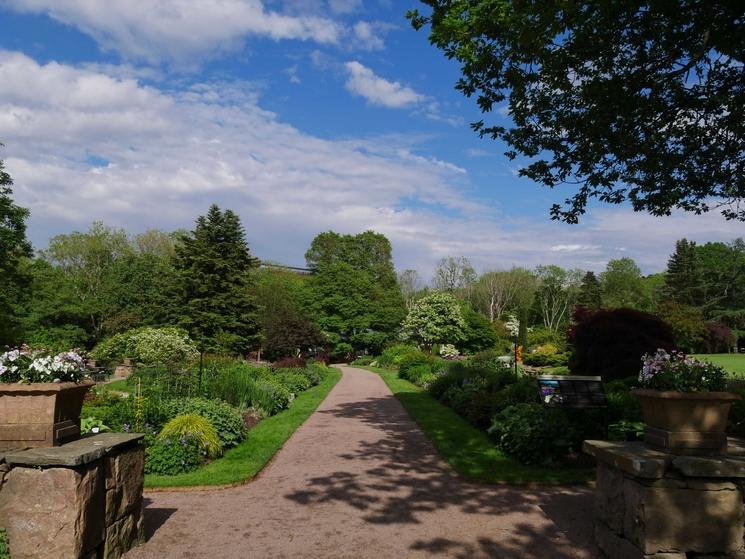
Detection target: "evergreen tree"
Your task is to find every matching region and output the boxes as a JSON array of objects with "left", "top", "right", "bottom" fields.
[
  {"left": 664, "top": 239, "right": 704, "bottom": 307},
  {"left": 174, "top": 205, "right": 261, "bottom": 354},
  {"left": 0, "top": 153, "right": 32, "bottom": 346},
  {"left": 577, "top": 271, "right": 602, "bottom": 310}
]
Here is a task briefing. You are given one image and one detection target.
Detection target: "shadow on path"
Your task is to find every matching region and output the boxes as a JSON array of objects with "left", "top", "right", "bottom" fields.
[{"left": 285, "top": 389, "right": 596, "bottom": 558}]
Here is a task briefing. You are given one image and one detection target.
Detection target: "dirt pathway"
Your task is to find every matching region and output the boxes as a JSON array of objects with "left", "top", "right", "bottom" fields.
[{"left": 125, "top": 365, "right": 598, "bottom": 559}]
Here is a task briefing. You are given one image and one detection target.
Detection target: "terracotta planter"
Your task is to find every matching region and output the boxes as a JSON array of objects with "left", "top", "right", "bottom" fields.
[
  {"left": 632, "top": 388, "right": 741, "bottom": 455},
  {"left": 0, "top": 380, "right": 95, "bottom": 450}
]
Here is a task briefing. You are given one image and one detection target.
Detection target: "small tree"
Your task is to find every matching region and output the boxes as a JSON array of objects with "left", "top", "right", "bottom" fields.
[{"left": 401, "top": 291, "right": 466, "bottom": 352}]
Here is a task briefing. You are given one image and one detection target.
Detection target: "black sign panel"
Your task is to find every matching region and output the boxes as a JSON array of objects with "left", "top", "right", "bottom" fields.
[{"left": 537, "top": 375, "right": 607, "bottom": 409}]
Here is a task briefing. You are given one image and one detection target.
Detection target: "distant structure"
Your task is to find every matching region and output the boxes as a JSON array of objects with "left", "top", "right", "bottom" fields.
[{"left": 260, "top": 263, "right": 314, "bottom": 275}]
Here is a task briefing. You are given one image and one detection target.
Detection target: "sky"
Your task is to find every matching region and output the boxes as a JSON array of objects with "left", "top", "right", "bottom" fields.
[{"left": 0, "top": 0, "right": 742, "bottom": 279}]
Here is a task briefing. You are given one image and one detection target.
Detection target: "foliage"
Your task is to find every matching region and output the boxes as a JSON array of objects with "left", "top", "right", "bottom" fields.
[
  {"left": 704, "top": 322, "right": 736, "bottom": 354},
  {"left": 664, "top": 239, "right": 704, "bottom": 307},
  {"left": 377, "top": 344, "right": 418, "bottom": 368},
  {"left": 160, "top": 398, "right": 242, "bottom": 448},
  {"left": 80, "top": 416, "right": 110, "bottom": 435},
  {"left": 42, "top": 222, "right": 132, "bottom": 340},
  {"left": 527, "top": 326, "right": 566, "bottom": 352},
  {"left": 488, "top": 404, "right": 570, "bottom": 465},
  {"left": 0, "top": 528, "right": 8, "bottom": 559},
  {"left": 601, "top": 258, "right": 646, "bottom": 309},
  {"left": 534, "top": 266, "right": 582, "bottom": 331},
  {"left": 522, "top": 347, "right": 569, "bottom": 368},
  {"left": 370, "top": 366, "right": 592, "bottom": 483},
  {"left": 91, "top": 326, "right": 198, "bottom": 368},
  {"left": 639, "top": 349, "right": 727, "bottom": 392},
  {"left": 0, "top": 152, "right": 32, "bottom": 348},
  {"left": 303, "top": 231, "right": 405, "bottom": 357},
  {"left": 459, "top": 304, "right": 498, "bottom": 354},
  {"left": 577, "top": 272, "right": 602, "bottom": 311},
  {"left": 351, "top": 355, "right": 375, "bottom": 366},
  {"left": 0, "top": 348, "right": 89, "bottom": 383},
  {"left": 656, "top": 301, "right": 707, "bottom": 353},
  {"left": 569, "top": 307, "right": 677, "bottom": 382},
  {"left": 409, "top": 2, "right": 745, "bottom": 222},
  {"left": 401, "top": 291, "right": 466, "bottom": 350},
  {"left": 145, "top": 435, "right": 206, "bottom": 476},
  {"left": 174, "top": 204, "right": 262, "bottom": 354},
  {"left": 472, "top": 267, "right": 536, "bottom": 322},
  {"left": 432, "top": 256, "right": 476, "bottom": 292},
  {"left": 145, "top": 367, "right": 341, "bottom": 488},
  {"left": 608, "top": 420, "right": 645, "bottom": 442},
  {"left": 398, "top": 350, "right": 444, "bottom": 386},
  {"left": 158, "top": 414, "right": 223, "bottom": 458},
  {"left": 273, "top": 368, "right": 314, "bottom": 393},
  {"left": 272, "top": 356, "right": 306, "bottom": 369}
]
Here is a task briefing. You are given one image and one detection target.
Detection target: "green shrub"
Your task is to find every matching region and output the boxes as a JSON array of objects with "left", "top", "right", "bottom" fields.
[
  {"left": 398, "top": 350, "right": 436, "bottom": 381},
  {"left": 145, "top": 436, "right": 206, "bottom": 475},
  {"left": 522, "top": 351, "right": 570, "bottom": 368},
  {"left": 606, "top": 391, "right": 643, "bottom": 424},
  {"left": 403, "top": 364, "right": 438, "bottom": 386},
  {"left": 488, "top": 403, "right": 571, "bottom": 465},
  {"left": 161, "top": 398, "right": 245, "bottom": 449},
  {"left": 0, "top": 528, "right": 9, "bottom": 559},
  {"left": 273, "top": 368, "right": 313, "bottom": 393},
  {"left": 351, "top": 355, "right": 375, "bottom": 366},
  {"left": 80, "top": 417, "right": 110, "bottom": 435},
  {"left": 528, "top": 326, "right": 567, "bottom": 352},
  {"left": 468, "top": 349, "right": 510, "bottom": 373},
  {"left": 91, "top": 327, "right": 198, "bottom": 368},
  {"left": 158, "top": 414, "right": 223, "bottom": 458},
  {"left": 378, "top": 344, "right": 418, "bottom": 368},
  {"left": 428, "top": 361, "right": 513, "bottom": 401}
]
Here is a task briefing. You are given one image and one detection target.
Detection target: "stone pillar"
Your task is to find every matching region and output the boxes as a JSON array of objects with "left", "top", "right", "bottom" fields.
[
  {"left": 0, "top": 433, "right": 145, "bottom": 559},
  {"left": 585, "top": 440, "right": 745, "bottom": 559}
]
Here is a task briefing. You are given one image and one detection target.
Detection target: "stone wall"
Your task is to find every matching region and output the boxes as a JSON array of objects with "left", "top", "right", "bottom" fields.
[
  {"left": 586, "top": 440, "right": 745, "bottom": 559},
  {"left": 0, "top": 433, "right": 145, "bottom": 559}
]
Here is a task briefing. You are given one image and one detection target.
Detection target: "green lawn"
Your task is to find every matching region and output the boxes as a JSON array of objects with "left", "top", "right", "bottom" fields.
[
  {"left": 692, "top": 353, "right": 745, "bottom": 378},
  {"left": 145, "top": 368, "right": 341, "bottom": 488},
  {"left": 98, "top": 379, "right": 130, "bottom": 392},
  {"left": 361, "top": 366, "right": 593, "bottom": 484}
]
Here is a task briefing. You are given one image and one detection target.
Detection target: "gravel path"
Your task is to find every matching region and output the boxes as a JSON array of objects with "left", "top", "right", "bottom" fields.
[{"left": 125, "top": 365, "right": 598, "bottom": 559}]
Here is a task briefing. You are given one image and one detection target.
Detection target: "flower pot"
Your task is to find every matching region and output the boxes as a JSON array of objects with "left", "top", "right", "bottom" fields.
[
  {"left": 632, "top": 388, "right": 740, "bottom": 455},
  {"left": 0, "top": 380, "right": 95, "bottom": 450}
]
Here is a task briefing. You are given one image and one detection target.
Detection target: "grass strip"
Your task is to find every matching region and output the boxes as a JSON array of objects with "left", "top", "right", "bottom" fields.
[
  {"left": 692, "top": 353, "right": 745, "bottom": 378},
  {"left": 145, "top": 368, "right": 341, "bottom": 488},
  {"left": 362, "top": 366, "right": 592, "bottom": 484}
]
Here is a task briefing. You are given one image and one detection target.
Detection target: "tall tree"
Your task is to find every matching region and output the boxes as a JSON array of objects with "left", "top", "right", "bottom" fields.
[
  {"left": 432, "top": 256, "right": 476, "bottom": 292},
  {"left": 474, "top": 267, "right": 536, "bottom": 322},
  {"left": 534, "top": 265, "right": 582, "bottom": 331},
  {"left": 601, "top": 258, "right": 645, "bottom": 309},
  {"left": 577, "top": 271, "right": 602, "bottom": 310},
  {"left": 174, "top": 205, "right": 261, "bottom": 354},
  {"left": 401, "top": 291, "right": 467, "bottom": 352},
  {"left": 398, "top": 269, "right": 424, "bottom": 310},
  {"left": 304, "top": 231, "right": 405, "bottom": 356},
  {"left": 42, "top": 222, "right": 131, "bottom": 341},
  {"left": 409, "top": 3, "right": 744, "bottom": 222},
  {"left": 664, "top": 239, "right": 704, "bottom": 307},
  {"left": 0, "top": 152, "right": 32, "bottom": 345}
]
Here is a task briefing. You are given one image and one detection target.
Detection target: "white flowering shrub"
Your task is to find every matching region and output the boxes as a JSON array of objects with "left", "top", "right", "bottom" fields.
[
  {"left": 0, "top": 346, "right": 89, "bottom": 383},
  {"left": 91, "top": 327, "right": 199, "bottom": 368},
  {"left": 439, "top": 344, "right": 460, "bottom": 358}
]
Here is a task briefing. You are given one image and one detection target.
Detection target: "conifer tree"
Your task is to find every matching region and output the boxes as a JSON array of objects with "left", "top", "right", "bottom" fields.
[
  {"left": 577, "top": 271, "right": 602, "bottom": 310},
  {"left": 174, "top": 205, "right": 261, "bottom": 354},
  {"left": 664, "top": 239, "right": 704, "bottom": 307}
]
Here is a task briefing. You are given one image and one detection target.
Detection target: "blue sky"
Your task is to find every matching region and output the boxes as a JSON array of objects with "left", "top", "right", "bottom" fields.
[{"left": 0, "top": 0, "right": 741, "bottom": 279}]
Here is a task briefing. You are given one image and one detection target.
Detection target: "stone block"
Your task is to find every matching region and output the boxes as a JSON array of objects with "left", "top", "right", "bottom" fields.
[
  {"left": 622, "top": 477, "right": 743, "bottom": 554},
  {"left": 595, "top": 463, "right": 626, "bottom": 532},
  {"left": 584, "top": 440, "right": 671, "bottom": 478},
  {"left": 0, "top": 464, "right": 104, "bottom": 559},
  {"left": 105, "top": 446, "right": 145, "bottom": 523},
  {"left": 103, "top": 509, "right": 144, "bottom": 559},
  {"left": 595, "top": 520, "right": 646, "bottom": 559}
]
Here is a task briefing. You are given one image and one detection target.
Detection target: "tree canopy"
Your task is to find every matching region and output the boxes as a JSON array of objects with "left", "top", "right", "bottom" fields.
[{"left": 409, "top": 2, "right": 745, "bottom": 222}]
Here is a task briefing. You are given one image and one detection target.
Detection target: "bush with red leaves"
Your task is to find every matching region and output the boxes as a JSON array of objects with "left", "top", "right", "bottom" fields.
[
  {"left": 271, "top": 356, "right": 306, "bottom": 369},
  {"left": 704, "top": 322, "right": 736, "bottom": 353},
  {"left": 569, "top": 307, "right": 677, "bottom": 382}
]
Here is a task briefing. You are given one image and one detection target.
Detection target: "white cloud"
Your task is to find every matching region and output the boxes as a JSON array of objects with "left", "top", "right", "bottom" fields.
[
  {"left": 328, "top": 0, "right": 362, "bottom": 14},
  {"left": 352, "top": 21, "right": 385, "bottom": 51},
  {"left": 1, "top": 51, "right": 742, "bottom": 277},
  {"left": 344, "top": 61, "right": 424, "bottom": 108},
  {"left": 2, "top": 0, "right": 343, "bottom": 64}
]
